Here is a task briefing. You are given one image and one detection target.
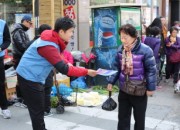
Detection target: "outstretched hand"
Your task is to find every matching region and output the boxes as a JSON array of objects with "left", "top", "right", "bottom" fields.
[{"left": 87, "top": 69, "right": 97, "bottom": 77}]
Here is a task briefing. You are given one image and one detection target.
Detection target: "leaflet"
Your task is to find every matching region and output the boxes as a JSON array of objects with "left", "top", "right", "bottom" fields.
[{"left": 97, "top": 68, "right": 118, "bottom": 76}]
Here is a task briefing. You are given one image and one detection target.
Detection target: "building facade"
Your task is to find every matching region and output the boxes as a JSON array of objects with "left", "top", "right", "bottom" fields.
[{"left": 0, "top": 0, "right": 179, "bottom": 50}]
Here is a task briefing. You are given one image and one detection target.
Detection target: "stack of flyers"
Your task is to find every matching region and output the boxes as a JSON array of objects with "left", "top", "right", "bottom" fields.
[{"left": 97, "top": 68, "right": 118, "bottom": 76}]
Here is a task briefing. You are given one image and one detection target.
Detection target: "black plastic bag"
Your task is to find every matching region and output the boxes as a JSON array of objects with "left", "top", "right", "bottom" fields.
[{"left": 102, "top": 91, "right": 117, "bottom": 111}]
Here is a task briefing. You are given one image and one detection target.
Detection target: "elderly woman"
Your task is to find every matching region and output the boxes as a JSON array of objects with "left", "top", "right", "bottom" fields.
[
  {"left": 107, "top": 24, "right": 156, "bottom": 130},
  {"left": 165, "top": 26, "right": 180, "bottom": 86}
]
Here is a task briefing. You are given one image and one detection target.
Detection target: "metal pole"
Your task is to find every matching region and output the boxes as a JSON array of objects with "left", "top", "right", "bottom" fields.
[
  {"left": 77, "top": 0, "right": 79, "bottom": 50},
  {"left": 151, "top": 0, "right": 153, "bottom": 22},
  {"left": 34, "top": 0, "right": 39, "bottom": 36}
]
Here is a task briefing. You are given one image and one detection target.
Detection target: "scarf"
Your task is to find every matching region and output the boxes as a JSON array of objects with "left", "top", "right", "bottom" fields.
[{"left": 121, "top": 40, "right": 137, "bottom": 75}]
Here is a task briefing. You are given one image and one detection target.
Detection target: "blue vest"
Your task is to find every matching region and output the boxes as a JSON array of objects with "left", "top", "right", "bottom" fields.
[
  {"left": 0, "top": 19, "right": 6, "bottom": 57},
  {"left": 16, "top": 38, "right": 60, "bottom": 84}
]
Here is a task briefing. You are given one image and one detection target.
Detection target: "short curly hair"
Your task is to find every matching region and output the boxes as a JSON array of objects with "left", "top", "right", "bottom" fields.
[
  {"left": 118, "top": 24, "right": 137, "bottom": 38},
  {"left": 54, "top": 17, "right": 75, "bottom": 32},
  {"left": 148, "top": 26, "right": 161, "bottom": 36},
  {"left": 170, "top": 26, "right": 179, "bottom": 34},
  {"left": 38, "top": 24, "right": 51, "bottom": 34}
]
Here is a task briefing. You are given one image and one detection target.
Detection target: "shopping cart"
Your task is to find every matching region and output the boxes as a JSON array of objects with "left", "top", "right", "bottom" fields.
[{"left": 53, "top": 70, "right": 78, "bottom": 114}]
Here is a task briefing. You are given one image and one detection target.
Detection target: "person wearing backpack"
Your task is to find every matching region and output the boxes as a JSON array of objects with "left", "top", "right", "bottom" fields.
[{"left": 11, "top": 15, "right": 32, "bottom": 107}]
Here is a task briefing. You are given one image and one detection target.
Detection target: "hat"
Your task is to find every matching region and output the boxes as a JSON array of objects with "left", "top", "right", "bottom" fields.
[{"left": 22, "top": 15, "right": 32, "bottom": 22}]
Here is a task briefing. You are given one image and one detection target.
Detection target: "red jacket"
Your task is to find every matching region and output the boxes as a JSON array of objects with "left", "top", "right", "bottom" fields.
[
  {"left": 38, "top": 30, "right": 88, "bottom": 77},
  {"left": 62, "top": 50, "right": 74, "bottom": 64}
]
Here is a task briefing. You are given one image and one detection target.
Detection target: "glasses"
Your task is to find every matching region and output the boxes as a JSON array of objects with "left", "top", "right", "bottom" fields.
[{"left": 27, "top": 21, "right": 32, "bottom": 25}]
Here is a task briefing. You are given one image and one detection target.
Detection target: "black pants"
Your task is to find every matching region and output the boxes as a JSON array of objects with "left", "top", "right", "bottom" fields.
[
  {"left": 44, "top": 71, "right": 53, "bottom": 113},
  {"left": 0, "top": 56, "right": 8, "bottom": 110},
  {"left": 118, "top": 90, "right": 147, "bottom": 130},
  {"left": 13, "top": 57, "right": 23, "bottom": 98},
  {"left": 18, "top": 74, "right": 46, "bottom": 130},
  {"left": 159, "top": 55, "right": 165, "bottom": 77},
  {"left": 166, "top": 59, "right": 180, "bottom": 83},
  {"left": 156, "top": 62, "right": 161, "bottom": 85}
]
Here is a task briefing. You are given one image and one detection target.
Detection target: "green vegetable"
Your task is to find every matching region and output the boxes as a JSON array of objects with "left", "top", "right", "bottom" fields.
[
  {"left": 73, "top": 88, "right": 88, "bottom": 93},
  {"left": 50, "top": 96, "right": 59, "bottom": 108},
  {"left": 92, "top": 85, "right": 119, "bottom": 95}
]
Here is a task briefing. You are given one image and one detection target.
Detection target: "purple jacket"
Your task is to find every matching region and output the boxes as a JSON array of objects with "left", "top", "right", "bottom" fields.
[
  {"left": 144, "top": 37, "right": 161, "bottom": 63},
  {"left": 118, "top": 54, "right": 145, "bottom": 89},
  {"left": 165, "top": 36, "right": 180, "bottom": 57},
  {"left": 108, "top": 40, "right": 157, "bottom": 91}
]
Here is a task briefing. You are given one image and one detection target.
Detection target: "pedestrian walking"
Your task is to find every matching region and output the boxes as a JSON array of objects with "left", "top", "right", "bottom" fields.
[
  {"left": 144, "top": 26, "right": 161, "bottom": 85},
  {"left": 160, "top": 16, "right": 168, "bottom": 79},
  {"left": 165, "top": 26, "right": 180, "bottom": 86}
]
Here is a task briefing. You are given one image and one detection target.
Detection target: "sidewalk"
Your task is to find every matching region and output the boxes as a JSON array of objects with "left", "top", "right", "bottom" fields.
[{"left": 0, "top": 78, "right": 180, "bottom": 130}]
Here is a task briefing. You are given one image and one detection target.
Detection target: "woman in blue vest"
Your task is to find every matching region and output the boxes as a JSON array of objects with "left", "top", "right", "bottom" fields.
[
  {"left": 0, "top": 19, "right": 11, "bottom": 119},
  {"left": 16, "top": 17, "right": 97, "bottom": 130}
]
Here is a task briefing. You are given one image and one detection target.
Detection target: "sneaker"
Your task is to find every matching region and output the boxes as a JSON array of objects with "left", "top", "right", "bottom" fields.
[
  {"left": 174, "top": 83, "right": 180, "bottom": 92},
  {"left": 2, "top": 109, "right": 11, "bottom": 119},
  {"left": 44, "top": 111, "right": 53, "bottom": 117},
  {"left": 156, "top": 86, "right": 162, "bottom": 90},
  {"left": 164, "top": 79, "right": 169, "bottom": 83},
  {"left": 14, "top": 102, "right": 27, "bottom": 108}
]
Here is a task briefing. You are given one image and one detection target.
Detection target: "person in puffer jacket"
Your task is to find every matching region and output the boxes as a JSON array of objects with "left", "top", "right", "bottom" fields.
[
  {"left": 16, "top": 17, "right": 97, "bottom": 130},
  {"left": 144, "top": 26, "right": 161, "bottom": 85},
  {"left": 165, "top": 26, "right": 180, "bottom": 86},
  {"left": 11, "top": 15, "right": 32, "bottom": 105},
  {"left": 107, "top": 24, "right": 156, "bottom": 130},
  {"left": 11, "top": 15, "right": 32, "bottom": 68}
]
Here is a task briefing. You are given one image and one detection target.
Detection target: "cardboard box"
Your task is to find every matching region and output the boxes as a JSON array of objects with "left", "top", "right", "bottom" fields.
[
  {"left": 6, "top": 87, "right": 16, "bottom": 100},
  {"left": 55, "top": 73, "right": 70, "bottom": 87},
  {"left": 5, "top": 76, "right": 17, "bottom": 99}
]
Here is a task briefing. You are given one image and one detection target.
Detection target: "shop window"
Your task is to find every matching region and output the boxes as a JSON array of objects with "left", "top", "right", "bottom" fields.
[
  {"left": 0, "top": 0, "right": 34, "bottom": 46},
  {"left": 0, "top": 0, "right": 32, "bottom": 26}
]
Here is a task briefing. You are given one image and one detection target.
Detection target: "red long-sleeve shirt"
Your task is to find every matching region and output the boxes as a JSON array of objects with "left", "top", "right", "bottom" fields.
[{"left": 38, "top": 30, "right": 88, "bottom": 77}]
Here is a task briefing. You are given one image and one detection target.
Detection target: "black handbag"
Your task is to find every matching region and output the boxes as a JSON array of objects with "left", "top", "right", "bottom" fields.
[{"left": 121, "top": 75, "right": 146, "bottom": 96}]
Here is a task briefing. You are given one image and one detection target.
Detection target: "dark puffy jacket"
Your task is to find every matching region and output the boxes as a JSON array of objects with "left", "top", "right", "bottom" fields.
[
  {"left": 11, "top": 23, "right": 30, "bottom": 59},
  {"left": 165, "top": 36, "right": 180, "bottom": 57},
  {"left": 109, "top": 40, "right": 156, "bottom": 91},
  {"left": 144, "top": 36, "right": 161, "bottom": 63}
]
